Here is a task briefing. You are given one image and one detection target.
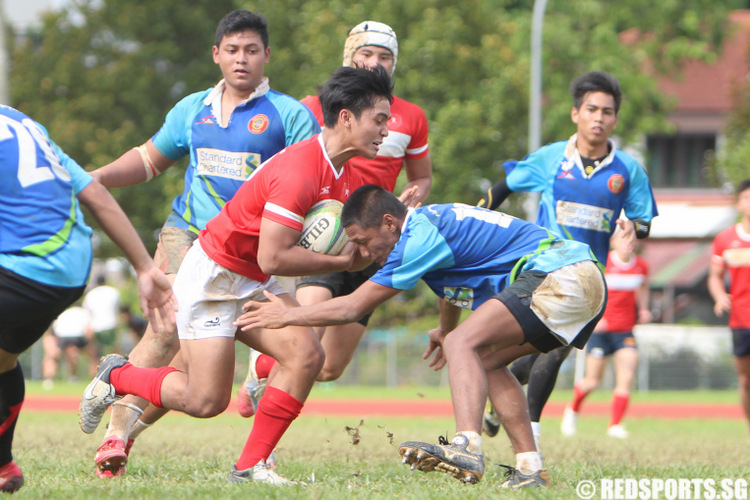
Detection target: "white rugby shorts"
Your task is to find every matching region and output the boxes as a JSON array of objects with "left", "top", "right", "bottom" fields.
[{"left": 173, "top": 240, "right": 289, "bottom": 340}]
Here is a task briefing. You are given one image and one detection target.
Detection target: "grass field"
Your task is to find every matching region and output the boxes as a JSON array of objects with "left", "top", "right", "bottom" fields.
[{"left": 11, "top": 384, "right": 748, "bottom": 499}]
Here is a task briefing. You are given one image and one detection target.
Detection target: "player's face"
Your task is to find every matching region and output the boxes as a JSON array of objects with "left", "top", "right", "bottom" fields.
[
  {"left": 737, "top": 188, "right": 750, "bottom": 219},
  {"left": 349, "top": 97, "right": 390, "bottom": 159},
  {"left": 352, "top": 46, "right": 395, "bottom": 75},
  {"left": 571, "top": 91, "right": 618, "bottom": 156},
  {"left": 213, "top": 30, "right": 270, "bottom": 95},
  {"left": 345, "top": 220, "right": 400, "bottom": 266}
]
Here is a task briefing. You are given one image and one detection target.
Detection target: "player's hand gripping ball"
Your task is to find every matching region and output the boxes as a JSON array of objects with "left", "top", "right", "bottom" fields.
[{"left": 297, "top": 199, "right": 348, "bottom": 255}]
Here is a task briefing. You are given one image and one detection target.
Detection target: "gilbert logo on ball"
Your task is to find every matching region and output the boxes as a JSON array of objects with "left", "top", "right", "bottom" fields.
[{"left": 298, "top": 199, "right": 348, "bottom": 255}]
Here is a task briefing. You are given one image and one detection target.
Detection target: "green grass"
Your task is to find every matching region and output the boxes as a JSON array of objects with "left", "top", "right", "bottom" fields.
[
  {"left": 11, "top": 387, "right": 749, "bottom": 499},
  {"left": 25, "top": 379, "right": 742, "bottom": 404}
]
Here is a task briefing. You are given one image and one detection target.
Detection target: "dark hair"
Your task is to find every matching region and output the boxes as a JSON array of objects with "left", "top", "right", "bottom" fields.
[
  {"left": 342, "top": 184, "right": 407, "bottom": 229},
  {"left": 215, "top": 10, "right": 269, "bottom": 48},
  {"left": 737, "top": 179, "right": 750, "bottom": 196},
  {"left": 570, "top": 71, "right": 622, "bottom": 114},
  {"left": 319, "top": 65, "right": 394, "bottom": 128}
]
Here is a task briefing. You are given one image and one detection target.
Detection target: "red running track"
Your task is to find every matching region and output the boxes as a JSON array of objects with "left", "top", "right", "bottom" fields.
[{"left": 22, "top": 395, "right": 744, "bottom": 419}]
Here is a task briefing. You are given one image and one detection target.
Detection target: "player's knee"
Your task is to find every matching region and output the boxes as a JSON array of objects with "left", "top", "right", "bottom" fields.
[
  {"left": 738, "top": 373, "right": 750, "bottom": 391},
  {"left": 282, "top": 341, "right": 325, "bottom": 378},
  {"left": 182, "top": 396, "right": 230, "bottom": 418},
  {"left": 303, "top": 343, "right": 326, "bottom": 377},
  {"left": 317, "top": 362, "right": 345, "bottom": 382},
  {"left": 443, "top": 333, "right": 473, "bottom": 354}
]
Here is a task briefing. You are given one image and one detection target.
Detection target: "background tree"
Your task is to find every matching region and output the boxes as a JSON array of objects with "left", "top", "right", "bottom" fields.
[
  {"left": 7, "top": 0, "right": 742, "bottom": 326},
  {"left": 10, "top": 0, "right": 236, "bottom": 253},
  {"left": 714, "top": 78, "right": 750, "bottom": 189}
]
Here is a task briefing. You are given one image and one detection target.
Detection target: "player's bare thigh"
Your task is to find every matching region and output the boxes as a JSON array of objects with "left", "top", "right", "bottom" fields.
[
  {"left": 295, "top": 285, "right": 333, "bottom": 340},
  {"left": 170, "top": 335, "right": 236, "bottom": 417},
  {"left": 129, "top": 226, "right": 197, "bottom": 365}
]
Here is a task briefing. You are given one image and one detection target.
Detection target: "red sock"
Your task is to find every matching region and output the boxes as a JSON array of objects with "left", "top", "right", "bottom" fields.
[
  {"left": 110, "top": 364, "right": 179, "bottom": 408},
  {"left": 235, "top": 386, "right": 303, "bottom": 470},
  {"left": 610, "top": 392, "right": 629, "bottom": 426},
  {"left": 255, "top": 354, "right": 276, "bottom": 380},
  {"left": 571, "top": 384, "right": 590, "bottom": 412}
]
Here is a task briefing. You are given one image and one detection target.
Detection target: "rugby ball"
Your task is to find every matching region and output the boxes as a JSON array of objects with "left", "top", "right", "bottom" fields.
[{"left": 297, "top": 199, "right": 348, "bottom": 255}]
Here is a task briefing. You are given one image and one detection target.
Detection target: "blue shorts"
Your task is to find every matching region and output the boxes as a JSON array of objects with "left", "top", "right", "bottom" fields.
[
  {"left": 586, "top": 332, "right": 637, "bottom": 358},
  {"left": 732, "top": 329, "right": 750, "bottom": 357}
]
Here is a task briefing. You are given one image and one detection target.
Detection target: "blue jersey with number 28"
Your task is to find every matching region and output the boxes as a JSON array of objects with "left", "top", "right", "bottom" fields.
[
  {"left": 0, "top": 105, "right": 94, "bottom": 287},
  {"left": 370, "top": 203, "right": 596, "bottom": 310}
]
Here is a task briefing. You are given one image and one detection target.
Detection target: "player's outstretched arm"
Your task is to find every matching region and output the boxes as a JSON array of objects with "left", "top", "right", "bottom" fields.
[
  {"left": 91, "top": 140, "right": 174, "bottom": 188},
  {"left": 76, "top": 179, "right": 177, "bottom": 331},
  {"left": 424, "top": 299, "right": 462, "bottom": 371},
  {"left": 236, "top": 281, "right": 400, "bottom": 331}
]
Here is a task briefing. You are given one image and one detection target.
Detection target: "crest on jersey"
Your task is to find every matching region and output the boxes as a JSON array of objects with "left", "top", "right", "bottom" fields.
[
  {"left": 248, "top": 114, "right": 269, "bottom": 134},
  {"left": 608, "top": 174, "right": 625, "bottom": 194}
]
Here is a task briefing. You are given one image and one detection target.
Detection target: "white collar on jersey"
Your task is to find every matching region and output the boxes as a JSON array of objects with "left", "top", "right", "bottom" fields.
[
  {"left": 203, "top": 77, "right": 270, "bottom": 126},
  {"left": 318, "top": 133, "right": 344, "bottom": 180},
  {"left": 735, "top": 223, "right": 750, "bottom": 242},
  {"left": 402, "top": 207, "right": 415, "bottom": 232},
  {"left": 564, "top": 133, "right": 617, "bottom": 179}
]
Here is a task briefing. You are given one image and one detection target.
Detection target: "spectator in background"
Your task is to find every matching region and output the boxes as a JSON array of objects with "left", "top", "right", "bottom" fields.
[
  {"left": 118, "top": 305, "right": 147, "bottom": 355},
  {"left": 43, "top": 305, "right": 97, "bottom": 386},
  {"left": 709, "top": 179, "right": 750, "bottom": 432},
  {"left": 560, "top": 228, "right": 651, "bottom": 438},
  {"left": 83, "top": 276, "right": 121, "bottom": 356}
]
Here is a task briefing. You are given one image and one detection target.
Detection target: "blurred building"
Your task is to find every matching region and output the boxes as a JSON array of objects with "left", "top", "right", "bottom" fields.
[{"left": 639, "top": 10, "right": 749, "bottom": 324}]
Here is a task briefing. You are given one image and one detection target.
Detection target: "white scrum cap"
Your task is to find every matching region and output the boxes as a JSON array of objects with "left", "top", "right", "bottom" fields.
[{"left": 343, "top": 21, "right": 398, "bottom": 74}]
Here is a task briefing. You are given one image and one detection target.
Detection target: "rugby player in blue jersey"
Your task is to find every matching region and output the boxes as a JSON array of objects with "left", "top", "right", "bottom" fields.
[
  {"left": 235, "top": 184, "right": 607, "bottom": 488},
  {"left": 87, "top": 10, "right": 319, "bottom": 477},
  {"left": 0, "top": 105, "right": 176, "bottom": 494},
  {"left": 477, "top": 71, "right": 657, "bottom": 450}
]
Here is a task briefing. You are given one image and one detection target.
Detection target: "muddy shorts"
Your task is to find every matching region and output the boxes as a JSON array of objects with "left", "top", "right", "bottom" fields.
[
  {"left": 495, "top": 260, "right": 607, "bottom": 353},
  {"left": 154, "top": 213, "right": 199, "bottom": 274}
]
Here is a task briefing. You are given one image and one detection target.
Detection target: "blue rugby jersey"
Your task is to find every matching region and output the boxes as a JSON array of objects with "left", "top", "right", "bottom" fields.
[
  {"left": 152, "top": 79, "right": 320, "bottom": 232},
  {"left": 370, "top": 203, "right": 596, "bottom": 310},
  {"left": 504, "top": 135, "right": 657, "bottom": 264},
  {"left": 0, "top": 105, "right": 94, "bottom": 287}
]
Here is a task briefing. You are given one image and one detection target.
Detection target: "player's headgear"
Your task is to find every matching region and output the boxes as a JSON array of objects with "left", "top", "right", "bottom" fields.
[{"left": 343, "top": 21, "right": 398, "bottom": 74}]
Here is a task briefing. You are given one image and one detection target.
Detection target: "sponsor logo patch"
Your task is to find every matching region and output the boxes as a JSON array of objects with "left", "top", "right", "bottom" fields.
[
  {"left": 443, "top": 287, "right": 474, "bottom": 309},
  {"left": 204, "top": 317, "right": 221, "bottom": 328},
  {"left": 556, "top": 200, "right": 614, "bottom": 233},
  {"left": 195, "top": 115, "right": 215, "bottom": 125},
  {"left": 196, "top": 148, "right": 261, "bottom": 180}
]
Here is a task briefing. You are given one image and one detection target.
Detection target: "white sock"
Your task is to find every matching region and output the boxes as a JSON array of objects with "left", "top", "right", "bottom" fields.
[
  {"left": 104, "top": 402, "right": 143, "bottom": 441},
  {"left": 530, "top": 421, "right": 542, "bottom": 451},
  {"left": 455, "top": 431, "right": 482, "bottom": 455},
  {"left": 128, "top": 419, "right": 152, "bottom": 440},
  {"left": 530, "top": 421, "right": 541, "bottom": 438},
  {"left": 516, "top": 451, "right": 543, "bottom": 475}
]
